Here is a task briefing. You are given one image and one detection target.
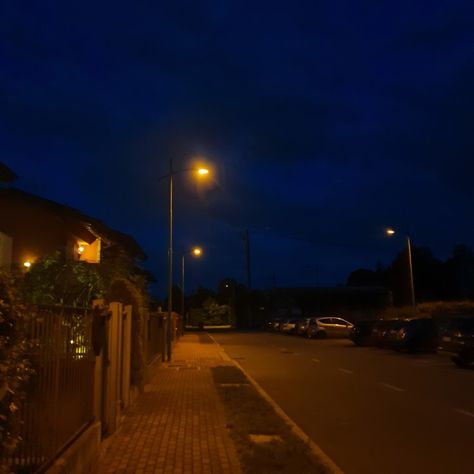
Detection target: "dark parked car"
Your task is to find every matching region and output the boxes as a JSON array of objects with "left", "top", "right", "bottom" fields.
[
  {"left": 264, "top": 320, "right": 274, "bottom": 330},
  {"left": 281, "top": 318, "right": 300, "bottom": 334},
  {"left": 452, "top": 344, "right": 474, "bottom": 368},
  {"left": 271, "top": 319, "right": 283, "bottom": 331},
  {"left": 438, "top": 317, "right": 474, "bottom": 368},
  {"left": 392, "top": 318, "right": 438, "bottom": 352},
  {"left": 371, "top": 319, "right": 404, "bottom": 348},
  {"left": 438, "top": 317, "right": 474, "bottom": 352},
  {"left": 296, "top": 318, "right": 311, "bottom": 336},
  {"left": 349, "top": 320, "right": 377, "bottom": 346}
]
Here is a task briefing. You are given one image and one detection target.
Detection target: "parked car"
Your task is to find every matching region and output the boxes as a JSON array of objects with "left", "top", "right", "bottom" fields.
[
  {"left": 371, "top": 319, "right": 404, "bottom": 348},
  {"left": 296, "top": 318, "right": 311, "bottom": 336},
  {"left": 349, "top": 320, "right": 377, "bottom": 346},
  {"left": 281, "top": 318, "right": 300, "bottom": 334},
  {"left": 438, "top": 317, "right": 474, "bottom": 368},
  {"left": 269, "top": 318, "right": 283, "bottom": 331},
  {"left": 438, "top": 317, "right": 474, "bottom": 352},
  {"left": 306, "top": 317, "right": 353, "bottom": 339},
  {"left": 452, "top": 345, "right": 474, "bottom": 368},
  {"left": 263, "top": 320, "right": 274, "bottom": 330},
  {"left": 392, "top": 318, "right": 438, "bottom": 352}
]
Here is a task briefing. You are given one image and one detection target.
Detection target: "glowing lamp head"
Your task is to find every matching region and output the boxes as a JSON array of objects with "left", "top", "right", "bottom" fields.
[
  {"left": 23, "top": 261, "right": 31, "bottom": 268},
  {"left": 386, "top": 228, "right": 396, "bottom": 236},
  {"left": 197, "top": 168, "right": 209, "bottom": 176},
  {"left": 78, "top": 245, "right": 85, "bottom": 254},
  {"left": 192, "top": 247, "right": 203, "bottom": 257}
]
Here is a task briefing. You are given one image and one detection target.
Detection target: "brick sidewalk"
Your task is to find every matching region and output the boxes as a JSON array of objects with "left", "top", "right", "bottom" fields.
[{"left": 97, "top": 333, "right": 241, "bottom": 474}]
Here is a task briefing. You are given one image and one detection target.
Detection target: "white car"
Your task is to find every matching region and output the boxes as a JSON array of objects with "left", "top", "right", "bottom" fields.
[{"left": 306, "top": 317, "right": 353, "bottom": 338}]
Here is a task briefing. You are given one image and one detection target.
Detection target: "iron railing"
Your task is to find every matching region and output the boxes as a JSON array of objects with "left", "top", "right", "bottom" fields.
[{"left": 5, "top": 306, "right": 95, "bottom": 473}]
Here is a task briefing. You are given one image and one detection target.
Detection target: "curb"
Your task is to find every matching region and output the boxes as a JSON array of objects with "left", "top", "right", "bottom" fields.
[{"left": 208, "top": 333, "right": 344, "bottom": 474}]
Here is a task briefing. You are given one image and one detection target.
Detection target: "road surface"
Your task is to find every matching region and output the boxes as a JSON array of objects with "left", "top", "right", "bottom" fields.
[{"left": 212, "top": 331, "right": 474, "bottom": 474}]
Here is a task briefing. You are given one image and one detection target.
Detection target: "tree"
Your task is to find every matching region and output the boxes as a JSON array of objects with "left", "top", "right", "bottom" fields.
[
  {"left": 346, "top": 268, "right": 386, "bottom": 287},
  {"left": 188, "top": 296, "right": 230, "bottom": 326},
  {"left": 445, "top": 245, "right": 474, "bottom": 299}
]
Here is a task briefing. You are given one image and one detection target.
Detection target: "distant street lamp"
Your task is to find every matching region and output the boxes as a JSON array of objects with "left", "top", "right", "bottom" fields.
[
  {"left": 162, "top": 160, "right": 209, "bottom": 361},
  {"left": 386, "top": 227, "right": 415, "bottom": 307},
  {"left": 181, "top": 246, "right": 203, "bottom": 326}
]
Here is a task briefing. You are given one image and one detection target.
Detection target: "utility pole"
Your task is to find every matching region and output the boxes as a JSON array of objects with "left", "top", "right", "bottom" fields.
[
  {"left": 243, "top": 229, "right": 252, "bottom": 328},
  {"left": 406, "top": 235, "right": 416, "bottom": 307},
  {"left": 243, "top": 229, "right": 252, "bottom": 290},
  {"left": 167, "top": 158, "right": 173, "bottom": 361}
]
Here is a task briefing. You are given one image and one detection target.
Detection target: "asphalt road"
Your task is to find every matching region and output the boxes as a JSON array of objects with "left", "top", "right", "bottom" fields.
[{"left": 211, "top": 331, "right": 474, "bottom": 474}]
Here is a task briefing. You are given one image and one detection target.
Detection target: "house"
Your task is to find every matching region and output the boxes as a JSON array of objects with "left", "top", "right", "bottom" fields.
[{"left": 0, "top": 187, "right": 146, "bottom": 270}]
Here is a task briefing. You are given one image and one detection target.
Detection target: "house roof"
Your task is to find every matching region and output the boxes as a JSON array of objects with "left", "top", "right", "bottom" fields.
[
  {"left": 0, "top": 162, "right": 18, "bottom": 183},
  {"left": 0, "top": 188, "right": 147, "bottom": 260}
]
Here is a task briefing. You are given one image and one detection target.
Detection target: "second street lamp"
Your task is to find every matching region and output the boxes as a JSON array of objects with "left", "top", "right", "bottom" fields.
[
  {"left": 164, "top": 159, "right": 209, "bottom": 361},
  {"left": 181, "top": 246, "right": 203, "bottom": 326},
  {"left": 386, "top": 227, "right": 416, "bottom": 307}
]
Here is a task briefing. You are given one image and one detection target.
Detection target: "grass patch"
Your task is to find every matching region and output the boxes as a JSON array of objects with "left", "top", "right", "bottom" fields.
[{"left": 211, "top": 366, "right": 327, "bottom": 474}]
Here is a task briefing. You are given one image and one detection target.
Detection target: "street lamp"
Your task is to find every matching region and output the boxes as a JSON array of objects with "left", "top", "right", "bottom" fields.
[
  {"left": 386, "top": 228, "right": 415, "bottom": 307},
  {"left": 181, "top": 246, "right": 203, "bottom": 326},
  {"left": 163, "top": 159, "right": 209, "bottom": 361}
]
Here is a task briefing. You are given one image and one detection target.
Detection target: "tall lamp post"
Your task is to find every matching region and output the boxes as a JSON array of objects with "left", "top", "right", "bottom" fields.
[
  {"left": 181, "top": 246, "right": 203, "bottom": 326},
  {"left": 163, "top": 160, "right": 209, "bottom": 361},
  {"left": 386, "top": 228, "right": 415, "bottom": 307}
]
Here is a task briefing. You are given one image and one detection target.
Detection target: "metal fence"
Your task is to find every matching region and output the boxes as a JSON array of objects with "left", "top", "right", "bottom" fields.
[
  {"left": 147, "top": 312, "right": 182, "bottom": 363},
  {"left": 5, "top": 306, "right": 95, "bottom": 473},
  {"left": 147, "top": 312, "right": 165, "bottom": 362}
]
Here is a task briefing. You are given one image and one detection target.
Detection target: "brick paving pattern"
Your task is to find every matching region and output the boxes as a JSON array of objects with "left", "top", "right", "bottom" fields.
[{"left": 97, "top": 334, "right": 241, "bottom": 474}]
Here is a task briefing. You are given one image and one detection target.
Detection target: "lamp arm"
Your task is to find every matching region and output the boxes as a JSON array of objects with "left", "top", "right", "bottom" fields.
[{"left": 157, "top": 167, "right": 198, "bottom": 181}]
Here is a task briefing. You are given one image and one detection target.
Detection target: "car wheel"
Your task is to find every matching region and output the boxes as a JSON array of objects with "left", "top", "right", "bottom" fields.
[{"left": 453, "top": 356, "right": 468, "bottom": 368}]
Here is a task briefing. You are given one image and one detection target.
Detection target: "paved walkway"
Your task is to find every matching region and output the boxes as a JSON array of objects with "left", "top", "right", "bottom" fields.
[{"left": 97, "top": 333, "right": 241, "bottom": 474}]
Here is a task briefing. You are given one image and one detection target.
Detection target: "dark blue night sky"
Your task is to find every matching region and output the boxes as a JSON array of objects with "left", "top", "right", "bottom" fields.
[{"left": 1, "top": 1, "right": 474, "bottom": 296}]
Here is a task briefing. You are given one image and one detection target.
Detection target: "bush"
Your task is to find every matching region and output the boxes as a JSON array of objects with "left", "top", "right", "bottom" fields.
[
  {"left": 380, "top": 300, "right": 474, "bottom": 321},
  {"left": 0, "top": 272, "right": 34, "bottom": 472}
]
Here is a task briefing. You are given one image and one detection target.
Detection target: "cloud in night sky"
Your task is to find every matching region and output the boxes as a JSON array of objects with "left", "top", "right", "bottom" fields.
[{"left": 1, "top": 0, "right": 474, "bottom": 295}]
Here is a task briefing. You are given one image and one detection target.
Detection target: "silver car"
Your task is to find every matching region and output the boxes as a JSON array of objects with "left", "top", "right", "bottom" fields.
[{"left": 306, "top": 317, "right": 354, "bottom": 339}]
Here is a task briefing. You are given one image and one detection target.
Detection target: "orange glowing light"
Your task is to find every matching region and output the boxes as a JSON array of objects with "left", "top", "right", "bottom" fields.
[{"left": 192, "top": 247, "right": 203, "bottom": 257}]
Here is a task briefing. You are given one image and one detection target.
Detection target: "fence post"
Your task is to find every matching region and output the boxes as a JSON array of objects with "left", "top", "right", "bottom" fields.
[
  {"left": 121, "top": 305, "right": 132, "bottom": 409},
  {"left": 92, "top": 299, "right": 105, "bottom": 429},
  {"left": 161, "top": 313, "right": 167, "bottom": 362},
  {"left": 105, "top": 302, "right": 122, "bottom": 434}
]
